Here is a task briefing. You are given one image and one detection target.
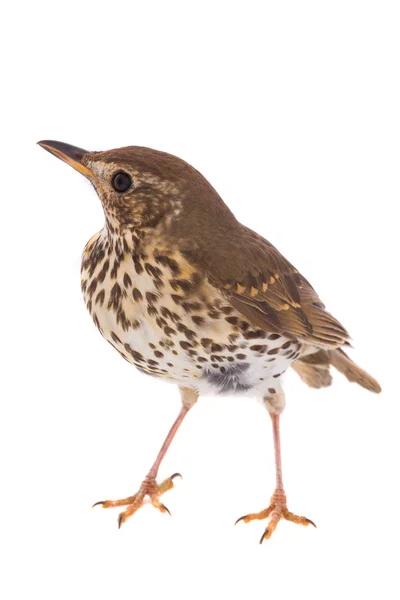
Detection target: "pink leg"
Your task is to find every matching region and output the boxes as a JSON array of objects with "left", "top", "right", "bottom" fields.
[
  {"left": 271, "top": 412, "right": 284, "bottom": 490},
  {"left": 236, "top": 403, "right": 316, "bottom": 542},
  {"left": 94, "top": 387, "right": 198, "bottom": 527},
  {"left": 146, "top": 401, "right": 191, "bottom": 480}
]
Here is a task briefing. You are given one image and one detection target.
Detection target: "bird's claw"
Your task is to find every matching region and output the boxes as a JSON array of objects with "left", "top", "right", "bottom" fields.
[
  {"left": 93, "top": 473, "right": 181, "bottom": 527},
  {"left": 235, "top": 488, "right": 316, "bottom": 542}
]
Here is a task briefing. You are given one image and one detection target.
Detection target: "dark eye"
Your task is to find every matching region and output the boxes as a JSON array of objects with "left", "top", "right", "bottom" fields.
[{"left": 112, "top": 171, "right": 132, "bottom": 192}]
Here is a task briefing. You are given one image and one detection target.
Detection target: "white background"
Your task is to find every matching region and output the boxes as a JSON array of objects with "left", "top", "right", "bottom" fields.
[{"left": 1, "top": 1, "right": 399, "bottom": 599}]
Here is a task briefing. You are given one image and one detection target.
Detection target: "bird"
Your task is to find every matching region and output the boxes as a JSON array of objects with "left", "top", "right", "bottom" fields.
[{"left": 38, "top": 140, "right": 381, "bottom": 543}]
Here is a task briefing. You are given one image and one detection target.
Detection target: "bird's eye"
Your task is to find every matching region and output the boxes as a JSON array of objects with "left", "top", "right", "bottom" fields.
[{"left": 112, "top": 171, "right": 132, "bottom": 192}]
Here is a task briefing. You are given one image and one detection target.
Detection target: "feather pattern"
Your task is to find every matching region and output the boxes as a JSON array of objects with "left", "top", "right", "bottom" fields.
[{"left": 181, "top": 224, "right": 350, "bottom": 349}]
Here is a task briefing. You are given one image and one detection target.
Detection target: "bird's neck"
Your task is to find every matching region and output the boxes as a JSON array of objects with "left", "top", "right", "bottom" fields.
[{"left": 102, "top": 218, "right": 169, "bottom": 258}]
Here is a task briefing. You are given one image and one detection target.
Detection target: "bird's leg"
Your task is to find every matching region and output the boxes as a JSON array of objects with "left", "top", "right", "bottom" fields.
[
  {"left": 94, "top": 387, "right": 198, "bottom": 527},
  {"left": 236, "top": 393, "right": 316, "bottom": 543}
]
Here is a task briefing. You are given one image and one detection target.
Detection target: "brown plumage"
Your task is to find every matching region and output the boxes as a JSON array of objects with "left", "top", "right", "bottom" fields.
[
  {"left": 38, "top": 140, "right": 381, "bottom": 542},
  {"left": 292, "top": 348, "right": 381, "bottom": 392}
]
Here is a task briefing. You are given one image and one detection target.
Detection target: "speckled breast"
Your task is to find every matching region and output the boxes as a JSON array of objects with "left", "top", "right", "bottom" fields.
[{"left": 80, "top": 229, "right": 304, "bottom": 395}]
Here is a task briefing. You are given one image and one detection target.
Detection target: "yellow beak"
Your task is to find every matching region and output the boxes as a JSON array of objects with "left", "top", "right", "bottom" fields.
[{"left": 37, "top": 140, "right": 94, "bottom": 178}]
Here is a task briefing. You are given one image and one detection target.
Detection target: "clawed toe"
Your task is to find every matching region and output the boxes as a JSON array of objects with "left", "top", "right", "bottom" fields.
[
  {"left": 93, "top": 473, "right": 181, "bottom": 527},
  {"left": 235, "top": 506, "right": 273, "bottom": 525},
  {"left": 235, "top": 489, "right": 316, "bottom": 543}
]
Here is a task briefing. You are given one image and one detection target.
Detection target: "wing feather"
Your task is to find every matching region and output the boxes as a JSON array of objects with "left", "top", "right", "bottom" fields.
[{"left": 181, "top": 224, "right": 350, "bottom": 348}]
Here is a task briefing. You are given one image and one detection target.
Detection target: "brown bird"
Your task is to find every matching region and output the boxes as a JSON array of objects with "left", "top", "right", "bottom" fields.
[{"left": 38, "top": 140, "right": 381, "bottom": 542}]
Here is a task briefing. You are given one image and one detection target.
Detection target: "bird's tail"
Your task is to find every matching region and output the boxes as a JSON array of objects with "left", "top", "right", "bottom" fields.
[{"left": 292, "top": 348, "right": 381, "bottom": 393}]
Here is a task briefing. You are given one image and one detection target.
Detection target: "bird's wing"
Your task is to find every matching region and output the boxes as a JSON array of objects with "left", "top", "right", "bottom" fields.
[{"left": 181, "top": 225, "right": 350, "bottom": 348}]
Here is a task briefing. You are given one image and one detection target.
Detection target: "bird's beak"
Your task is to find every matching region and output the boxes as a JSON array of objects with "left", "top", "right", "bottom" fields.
[{"left": 37, "top": 140, "right": 94, "bottom": 178}]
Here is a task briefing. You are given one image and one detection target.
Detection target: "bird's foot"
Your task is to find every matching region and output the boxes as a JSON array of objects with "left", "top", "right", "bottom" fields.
[
  {"left": 235, "top": 488, "right": 316, "bottom": 543},
  {"left": 93, "top": 473, "right": 181, "bottom": 528}
]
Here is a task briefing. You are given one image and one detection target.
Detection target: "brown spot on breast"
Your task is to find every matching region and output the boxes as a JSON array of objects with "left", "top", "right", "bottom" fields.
[
  {"left": 97, "top": 259, "right": 110, "bottom": 283},
  {"left": 95, "top": 289, "right": 105, "bottom": 306},
  {"left": 124, "top": 344, "right": 145, "bottom": 362},
  {"left": 160, "top": 307, "right": 173, "bottom": 319},
  {"left": 88, "top": 279, "right": 98, "bottom": 297},
  {"left": 210, "top": 355, "right": 224, "bottom": 362},
  {"left": 250, "top": 345, "right": 267, "bottom": 353},
  {"left": 111, "top": 331, "right": 122, "bottom": 344},
  {"left": 154, "top": 279, "right": 165, "bottom": 291},
  {"left": 227, "top": 345, "right": 238, "bottom": 352},
  {"left": 267, "top": 348, "right": 279, "bottom": 355},
  {"left": 226, "top": 316, "right": 239, "bottom": 326},
  {"left": 208, "top": 310, "right": 220, "bottom": 319},
  {"left": 146, "top": 291, "right": 158, "bottom": 304},
  {"left": 132, "top": 287, "right": 143, "bottom": 301},
  {"left": 191, "top": 315, "right": 205, "bottom": 326},
  {"left": 117, "top": 309, "right": 138, "bottom": 331},
  {"left": 211, "top": 344, "right": 224, "bottom": 353},
  {"left": 145, "top": 263, "right": 162, "bottom": 279},
  {"left": 184, "top": 328, "right": 196, "bottom": 341},
  {"left": 164, "top": 326, "right": 177, "bottom": 336},
  {"left": 133, "top": 256, "right": 144, "bottom": 274},
  {"left": 123, "top": 273, "right": 132, "bottom": 288},
  {"left": 180, "top": 341, "right": 193, "bottom": 350},
  {"left": 154, "top": 254, "right": 180, "bottom": 275},
  {"left": 108, "top": 283, "right": 122, "bottom": 310},
  {"left": 170, "top": 279, "right": 190, "bottom": 292},
  {"left": 181, "top": 302, "right": 202, "bottom": 313},
  {"left": 243, "top": 329, "right": 267, "bottom": 340},
  {"left": 110, "top": 258, "right": 123, "bottom": 279}
]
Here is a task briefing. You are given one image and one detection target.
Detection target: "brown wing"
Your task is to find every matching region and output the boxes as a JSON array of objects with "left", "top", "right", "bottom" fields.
[{"left": 181, "top": 224, "right": 350, "bottom": 348}]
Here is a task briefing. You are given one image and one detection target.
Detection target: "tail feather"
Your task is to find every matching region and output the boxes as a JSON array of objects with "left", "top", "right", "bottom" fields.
[
  {"left": 328, "top": 348, "right": 381, "bottom": 393},
  {"left": 291, "top": 359, "right": 333, "bottom": 389},
  {"left": 292, "top": 348, "right": 381, "bottom": 393}
]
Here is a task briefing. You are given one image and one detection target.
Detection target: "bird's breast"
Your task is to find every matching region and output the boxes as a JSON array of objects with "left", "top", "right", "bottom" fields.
[{"left": 80, "top": 230, "right": 304, "bottom": 394}]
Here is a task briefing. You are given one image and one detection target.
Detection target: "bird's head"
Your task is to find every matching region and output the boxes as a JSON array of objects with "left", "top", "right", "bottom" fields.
[{"left": 38, "top": 141, "right": 229, "bottom": 235}]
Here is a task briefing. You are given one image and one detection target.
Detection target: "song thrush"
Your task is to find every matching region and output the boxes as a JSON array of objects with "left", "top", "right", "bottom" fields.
[{"left": 38, "top": 140, "right": 381, "bottom": 542}]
